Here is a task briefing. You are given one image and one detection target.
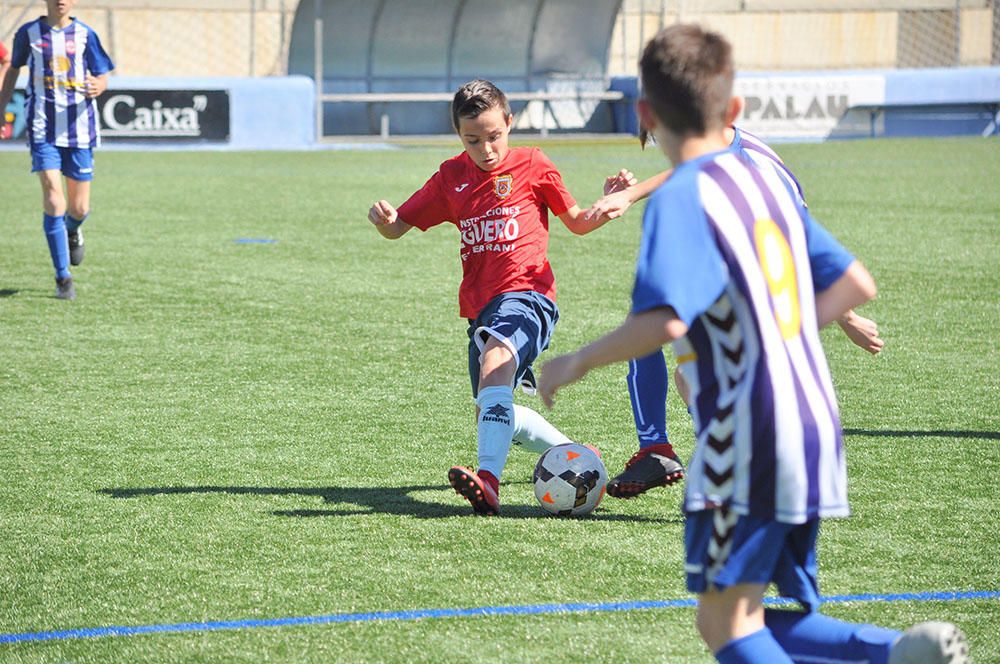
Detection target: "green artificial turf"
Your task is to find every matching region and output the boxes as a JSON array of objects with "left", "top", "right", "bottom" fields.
[{"left": 0, "top": 136, "right": 997, "bottom": 661}]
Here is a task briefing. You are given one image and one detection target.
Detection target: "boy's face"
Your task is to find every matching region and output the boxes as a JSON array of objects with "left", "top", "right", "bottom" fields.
[
  {"left": 47, "top": 0, "right": 76, "bottom": 18},
  {"left": 457, "top": 106, "right": 512, "bottom": 172}
]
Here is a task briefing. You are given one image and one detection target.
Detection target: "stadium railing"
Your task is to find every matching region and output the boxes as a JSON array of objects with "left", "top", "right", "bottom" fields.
[{"left": 316, "top": 90, "right": 627, "bottom": 139}]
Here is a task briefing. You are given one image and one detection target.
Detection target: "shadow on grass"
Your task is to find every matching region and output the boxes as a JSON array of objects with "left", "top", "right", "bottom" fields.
[
  {"left": 0, "top": 289, "right": 19, "bottom": 297},
  {"left": 98, "top": 484, "right": 683, "bottom": 523},
  {"left": 843, "top": 428, "right": 1000, "bottom": 440}
]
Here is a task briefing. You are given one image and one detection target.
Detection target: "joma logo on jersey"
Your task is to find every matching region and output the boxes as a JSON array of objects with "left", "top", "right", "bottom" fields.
[{"left": 493, "top": 174, "right": 513, "bottom": 198}]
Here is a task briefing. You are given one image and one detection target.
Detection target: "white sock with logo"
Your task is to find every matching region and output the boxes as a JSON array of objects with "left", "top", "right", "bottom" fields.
[
  {"left": 512, "top": 405, "right": 571, "bottom": 454},
  {"left": 476, "top": 385, "right": 515, "bottom": 479}
]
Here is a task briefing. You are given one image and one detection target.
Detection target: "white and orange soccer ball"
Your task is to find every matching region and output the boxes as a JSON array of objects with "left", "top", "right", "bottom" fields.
[{"left": 532, "top": 443, "right": 608, "bottom": 517}]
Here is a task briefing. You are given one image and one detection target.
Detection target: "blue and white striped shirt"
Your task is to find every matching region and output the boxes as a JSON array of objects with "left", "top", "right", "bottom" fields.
[
  {"left": 632, "top": 146, "right": 855, "bottom": 523},
  {"left": 11, "top": 17, "right": 114, "bottom": 148}
]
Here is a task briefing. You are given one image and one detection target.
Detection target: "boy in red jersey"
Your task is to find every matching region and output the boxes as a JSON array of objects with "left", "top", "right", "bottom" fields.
[{"left": 368, "top": 79, "right": 622, "bottom": 515}]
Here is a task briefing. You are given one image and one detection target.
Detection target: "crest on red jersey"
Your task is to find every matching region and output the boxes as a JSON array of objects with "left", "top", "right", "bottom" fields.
[{"left": 493, "top": 174, "right": 513, "bottom": 199}]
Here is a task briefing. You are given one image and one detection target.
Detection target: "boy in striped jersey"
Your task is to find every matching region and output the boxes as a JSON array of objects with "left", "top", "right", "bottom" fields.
[
  {"left": 541, "top": 24, "right": 967, "bottom": 664},
  {"left": 586, "top": 120, "right": 884, "bottom": 499},
  {"left": 0, "top": 0, "right": 114, "bottom": 300}
]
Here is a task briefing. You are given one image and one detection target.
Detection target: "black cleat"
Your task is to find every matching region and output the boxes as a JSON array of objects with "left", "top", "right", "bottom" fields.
[
  {"left": 55, "top": 276, "right": 76, "bottom": 300},
  {"left": 607, "top": 443, "right": 684, "bottom": 499},
  {"left": 68, "top": 228, "right": 85, "bottom": 266}
]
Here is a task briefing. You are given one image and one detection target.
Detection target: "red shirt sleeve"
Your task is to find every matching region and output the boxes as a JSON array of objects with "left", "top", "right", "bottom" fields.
[
  {"left": 0, "top": 41, "right": 9, "bottom": 63},
  {"left": 531, "top": 148, "right": 576, "bottom": 218},
  {"left": 397, "top": 169, "right": 452, "bottom": 232}
]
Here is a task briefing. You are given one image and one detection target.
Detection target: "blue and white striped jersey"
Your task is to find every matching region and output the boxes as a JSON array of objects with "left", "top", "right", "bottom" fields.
[
  {"left": 732, "top": 127, "right": 806, "bottom": 207},
  {"left": 11, "top": 17, "right": 114, "bottom": 148},
  {"left": 632, "top": 146, "right": 855, "bottom": 523}
]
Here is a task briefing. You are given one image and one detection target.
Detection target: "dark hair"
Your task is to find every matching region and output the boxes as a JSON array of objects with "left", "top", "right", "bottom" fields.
[
  {"left": 451, "top": 79, "right": 512, "bottom": 131},
  {"left": 639, "top": 24, "right": 734, "bottom": 136}
]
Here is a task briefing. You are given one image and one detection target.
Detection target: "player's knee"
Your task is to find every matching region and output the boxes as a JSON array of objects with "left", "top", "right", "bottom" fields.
[{"left": 478, "top": 338, "right": 516, "bottom": 388}]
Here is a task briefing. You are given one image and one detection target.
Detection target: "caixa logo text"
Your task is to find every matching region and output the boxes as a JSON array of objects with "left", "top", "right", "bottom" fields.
[{"left": 101, "top": 93, "right": 206, "bottom": 137}]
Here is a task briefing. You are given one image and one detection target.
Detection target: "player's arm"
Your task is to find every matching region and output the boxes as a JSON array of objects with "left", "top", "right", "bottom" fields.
[
  {"left": 539, "top": 307, "right": 687, "bottom": 408},
  {"left": 84, "top": 72, "right": 108, "bottom": 99},
  {"left": 368, "top": 199, "right": 413, "bottom": 239},
  {"left": 836, "top": 308, "right": 884, "bottom": 355},
  {"left": 583, "top": 170, "right": 672, "bottom": 223},
  {"left": 556, "top": 204, "right": 621, "bottom": 235},
  {"left": 0, "top": 65, "right": 19, "bottom": 132},
  {"left": 816, "top": 261, "right": 876, "bottom": 329}
]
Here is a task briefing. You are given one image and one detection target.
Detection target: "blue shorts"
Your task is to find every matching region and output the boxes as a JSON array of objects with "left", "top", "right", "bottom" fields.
[
  {"left": 30, "top": 143, "right": 95, "bottom": 181},
  {"left": 467, "top": 291, "right": 559, "bottom": 398},
  {"left": 684, "top": 510, "right": 821, "bottom": 611}
]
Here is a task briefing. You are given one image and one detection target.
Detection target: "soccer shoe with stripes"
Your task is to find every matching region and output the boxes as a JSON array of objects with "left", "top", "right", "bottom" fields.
[
  {"left": 888, "top": 621, "right": 970, "bottom": 664},
  {"left": 607, "top": 443, "right": 684, "bottom": 499},
  {"left": 68, "top": 228, "right": 85, "bottom": 266},
  {"left": 55, "top": 276, "right": 76, "bottom": 301},
  {"left": 448, "top": 466, "right": 500, "bottom": 516}
]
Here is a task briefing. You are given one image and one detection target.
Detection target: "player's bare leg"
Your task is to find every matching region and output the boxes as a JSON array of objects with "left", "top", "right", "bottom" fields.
[{"left": 39, "top": 169, "right": 67, "bottom": 217}]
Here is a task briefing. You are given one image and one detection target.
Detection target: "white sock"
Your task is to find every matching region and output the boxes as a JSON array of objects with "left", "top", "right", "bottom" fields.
[
  {"left": 476, "top": 385, "right": 515, "bottom": 479},
  {"left": 512, "top": 404, "right": 571, "bottom": 454}
]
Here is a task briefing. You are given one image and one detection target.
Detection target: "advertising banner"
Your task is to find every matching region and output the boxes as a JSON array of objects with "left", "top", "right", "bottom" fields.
[
  {"left": 99, "top": 89, "right": 230, "bottom": 142},
  {"left": 2, "top": 88, "right": 230, "bottom": 143},
  {"left": 734, "top": 75, "right": 885, "bottom": 139}
]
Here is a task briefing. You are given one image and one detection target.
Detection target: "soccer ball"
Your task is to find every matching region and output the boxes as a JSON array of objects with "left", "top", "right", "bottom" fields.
[{"left": 533, "top": 443, "right": 608, "bottom": 517}]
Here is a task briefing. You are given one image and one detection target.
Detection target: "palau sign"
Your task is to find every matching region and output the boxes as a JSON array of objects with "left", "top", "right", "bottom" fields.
[{"left": 97, "top": 89, "right": 231, "bottom": 142}]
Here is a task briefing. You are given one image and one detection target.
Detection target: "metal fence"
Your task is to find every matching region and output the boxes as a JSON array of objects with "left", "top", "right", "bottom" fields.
[
  {"left": 610, "top": 0, "right": 999, "bottom": 74},
  {"left": 3, "top": 0, "right": 996, "bottom": 79},
  {"left": 0, "top": 0, "right": 300, "bottom": 77}
]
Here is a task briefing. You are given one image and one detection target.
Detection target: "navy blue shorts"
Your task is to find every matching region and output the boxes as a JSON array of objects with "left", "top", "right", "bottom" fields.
[
  {"left": 30, "top": 142, "right": 94, "bottom": 181},
  {"left": 684, "top": 510, "right": 821, "bottom": 611},
  {"left": 467, "top": 291, "right": 559, "bottom": 398}
]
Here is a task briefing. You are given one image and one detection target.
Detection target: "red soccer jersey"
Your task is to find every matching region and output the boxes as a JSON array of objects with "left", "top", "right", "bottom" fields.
[
  {"left": 0, "top": 41, "right": 9, "bottom": 62},
  {"left": 398, "top": 146, "right": 576, "bottom": 319}
]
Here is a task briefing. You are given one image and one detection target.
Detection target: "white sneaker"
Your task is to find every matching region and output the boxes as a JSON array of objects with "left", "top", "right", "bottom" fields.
[{"left": 888, "top": 621, "right": 970, "bottom": 664}]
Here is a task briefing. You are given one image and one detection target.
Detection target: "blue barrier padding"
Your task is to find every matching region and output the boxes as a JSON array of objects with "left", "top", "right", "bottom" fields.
[
  {"left": 607, "top": 68, "right": 1000, "bottom": 139},
  {"left": 884, "top": 67, "right": 1000, "bottom": 105},
  {"left": 609, "top": 76, "right": 640, "bottom": 135}
]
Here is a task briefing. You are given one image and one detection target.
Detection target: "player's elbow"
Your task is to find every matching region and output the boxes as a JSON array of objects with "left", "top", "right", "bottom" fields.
[{"left": 849, "top": 262, "right": 877, "bottom": 304}]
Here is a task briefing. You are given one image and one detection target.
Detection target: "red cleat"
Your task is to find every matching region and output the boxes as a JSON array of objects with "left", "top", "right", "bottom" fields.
[{"left": 448, "top": 466, "right": 500, "bottom": 516}]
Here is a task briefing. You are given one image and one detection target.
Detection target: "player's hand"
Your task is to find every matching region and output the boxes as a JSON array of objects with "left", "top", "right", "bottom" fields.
[
  {"left": 603, "top": 168, "right": 636, "bottom": 195},
  {"left": 838, "top": 311, "right": 884, "bottom": 355},
  {"left": 368, "top": 200, "right": 398, "bottom": 227},
  {"left": 84, "top": 74, "right": 106, "bottom": 99},
  {"left": 539, "top": 353, "right": 588, "bottom": 409},
  {"left": 583, "top": 189, "right": 633, "bottom": 223}
]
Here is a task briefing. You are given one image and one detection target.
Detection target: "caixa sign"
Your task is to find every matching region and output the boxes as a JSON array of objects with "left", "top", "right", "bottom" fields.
[{"left": 97, "top": 89, "right": 230, "bottom": 141}]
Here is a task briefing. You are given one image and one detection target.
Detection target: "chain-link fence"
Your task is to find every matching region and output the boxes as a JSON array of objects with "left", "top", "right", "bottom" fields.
[
  {"left": 609, "top": 0, "right": 999, "bottom": 75},
  {"left": 1, "top": 0, "right": 300, "bottom": 77},
  {"left": 3, "top": 1, "right": 996, "bottom": 80}
]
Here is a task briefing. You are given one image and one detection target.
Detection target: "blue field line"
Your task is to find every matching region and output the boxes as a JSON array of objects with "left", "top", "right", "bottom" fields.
[{"left": 2, "top": 590, "right": 997, "bottom": 645}]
